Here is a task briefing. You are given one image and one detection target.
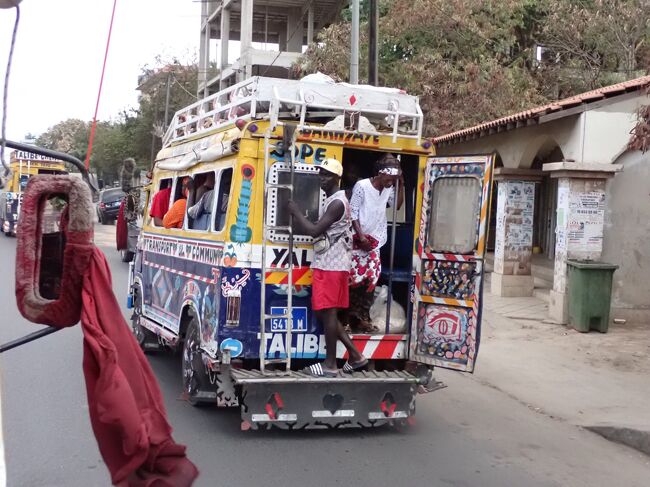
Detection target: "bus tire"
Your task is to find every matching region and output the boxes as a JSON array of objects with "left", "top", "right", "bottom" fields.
[
  {"left": 130, "top": 285, "right": 157, "bottom": 352},
  {"left": 120, "top": 249, "right": 134, "bottom": 263},
  {"left": 182, "top": 316, "right": 210, "bottom": 407}
]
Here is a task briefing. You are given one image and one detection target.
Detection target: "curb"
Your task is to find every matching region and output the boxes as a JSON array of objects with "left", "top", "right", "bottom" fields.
[{"left": 585, "top": 426, "right": 650, "bottom": 457}]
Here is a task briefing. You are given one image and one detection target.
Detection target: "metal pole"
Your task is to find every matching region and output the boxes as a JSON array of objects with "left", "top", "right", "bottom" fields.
[
  {"left": 350, "top": 0, "right": 360, "bottom": 84},
  {"left": 368, "top": 0, "right": 378, "bottom": 86},
  {"left": 164, "top": 72, "right": 172, "bottom": 129},
  {"left": 0, "top": 139, "right": 97, "bottom": 193},
  {"left": 385, "top": 178, "right": 399, "bottom": 334},
  {"left": 0, "top": 326, "right": 61, "bottom": 354}
]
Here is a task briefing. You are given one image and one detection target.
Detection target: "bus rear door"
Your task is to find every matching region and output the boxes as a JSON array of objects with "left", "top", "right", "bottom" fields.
[{"left": 410, "top": 155, "right": 494, "bottom": 372}]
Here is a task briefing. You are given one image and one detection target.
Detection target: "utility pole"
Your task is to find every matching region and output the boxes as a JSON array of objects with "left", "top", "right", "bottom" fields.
[
  {"left": 368, "top": 0, "right": 378, "bottom": 86},
  {"left": 350, "top": 0, "right": 360, "bottom": 84},
  {"left": 163, "top": 71, "right": 172, "bottom": 129}
]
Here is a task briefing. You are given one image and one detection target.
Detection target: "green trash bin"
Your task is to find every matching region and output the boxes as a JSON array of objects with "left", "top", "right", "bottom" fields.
[{"left": 566, "top": 260, "right": 618, "bottom": 333}]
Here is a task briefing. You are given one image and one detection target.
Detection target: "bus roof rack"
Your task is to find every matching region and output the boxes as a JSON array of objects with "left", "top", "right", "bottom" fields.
[{"left": 162, "top": 76, "right": 423, "bottom": 148}]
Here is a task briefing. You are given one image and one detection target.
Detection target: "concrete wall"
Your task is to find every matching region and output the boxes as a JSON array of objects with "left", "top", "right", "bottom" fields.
[
  {"left": 436, "top": 93, "right": 650, "bottom": 169},
  {"left": 602, "top": 150, "right": 650, "bottom": 323},
  {"left": 581, "top": 95, "right": 650, "bottom": 165},
  {"left": 436, "top": 116, "right": 580, "bottom": 168}
]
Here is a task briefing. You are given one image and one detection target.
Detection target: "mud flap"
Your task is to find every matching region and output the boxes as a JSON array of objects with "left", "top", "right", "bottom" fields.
[{"left": 236, "top": 372, "right": 418, "bottom": 430}]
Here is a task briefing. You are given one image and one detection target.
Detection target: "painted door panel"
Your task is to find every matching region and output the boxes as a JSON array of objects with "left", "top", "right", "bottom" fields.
[{"left": 410, "top": 155, "right": 494, "bottom": 372}]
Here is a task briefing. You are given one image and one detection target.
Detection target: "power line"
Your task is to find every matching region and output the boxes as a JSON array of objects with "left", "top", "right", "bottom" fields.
[
  {"left": 1, "top": 4, "right": 20, "bottom": 175},
  {"left": 261, "top": 0, "right": 315, "bottom": 77}
]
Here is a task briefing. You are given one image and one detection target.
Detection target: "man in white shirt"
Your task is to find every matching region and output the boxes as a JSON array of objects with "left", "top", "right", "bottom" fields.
[{"left": 347, "top": 154, "right": 404, "bottom": 333}]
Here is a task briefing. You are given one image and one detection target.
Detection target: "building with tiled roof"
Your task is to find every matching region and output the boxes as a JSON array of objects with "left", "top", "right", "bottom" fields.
[{"left": 434, "top": 75, "right": 650, "bottom": 327}]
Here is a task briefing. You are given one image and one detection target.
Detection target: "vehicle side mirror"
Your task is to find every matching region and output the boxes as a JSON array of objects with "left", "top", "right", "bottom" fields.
[{"left": 15, "top": 176, "right": 94, "bottom": 326}]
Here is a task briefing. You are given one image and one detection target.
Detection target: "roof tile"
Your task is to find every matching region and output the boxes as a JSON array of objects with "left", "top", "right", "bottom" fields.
[{"left": 434, "top": 75, "right": 650, "bottom": 143}]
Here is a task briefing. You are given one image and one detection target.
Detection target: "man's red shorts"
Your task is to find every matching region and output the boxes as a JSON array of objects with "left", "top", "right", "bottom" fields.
[{"left": 311, "top": 269, "right": 349, "bottom": 310}]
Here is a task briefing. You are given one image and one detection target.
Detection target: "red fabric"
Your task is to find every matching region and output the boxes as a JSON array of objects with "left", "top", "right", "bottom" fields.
[
  {"left": 81, "top": 248, "right": 198, "bottom": 486},
  {"left": 15, "top": 176, "right": 95, "bottom": 327},
  {"left": 352, "top": 233, "right": 379, "bottom": 251},
  {"left": 149, "top": 188, "right": 171, "bottom": 220},
  {"left": 312, "top": 269, "right": 349, "bottom": 310},
  {"left": 116, "top": 199, "right": 128, "bottom": 250}
]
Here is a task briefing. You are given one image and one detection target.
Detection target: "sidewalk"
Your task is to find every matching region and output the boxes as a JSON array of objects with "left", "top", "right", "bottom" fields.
[{"left": 442, "top": 275, "right": 650, "bottom": 456}]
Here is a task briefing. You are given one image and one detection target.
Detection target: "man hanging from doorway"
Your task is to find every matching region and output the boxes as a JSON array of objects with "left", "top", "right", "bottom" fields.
[
  {"left": 347, "top": 153, "right": 404, "bottom": 333},
  {"left": 287, "top": 158, "right": 367, "bottom": 377}
]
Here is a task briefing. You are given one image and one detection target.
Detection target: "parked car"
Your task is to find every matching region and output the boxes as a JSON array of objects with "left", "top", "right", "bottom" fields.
[{"left": 96, "top": 188, "right": 125, "bottom": 225}]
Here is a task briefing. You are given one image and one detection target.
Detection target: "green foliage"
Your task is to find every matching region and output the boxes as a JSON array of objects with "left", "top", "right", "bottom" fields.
[
  {"left": 36, "top": 56, "right": 198, "bottom": 183},
  {"left": 297, "top": 0, "right": 650, "bottom": 136}
]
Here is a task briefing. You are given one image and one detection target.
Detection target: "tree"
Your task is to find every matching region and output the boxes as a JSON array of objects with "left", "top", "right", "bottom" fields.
[
  {"left": 36, "top": 118, "right": 90, "bottom": 162},
  {"left": 90, "top": 112, "right": 140, "bottom": 182},
  {"left": 296, "top": 0, "right": 650, "bottom": 136},
  {"left": 539, "top": 0, "right": 650, "bottom": 94},
  {"left": 132, "top": 57, "right": 199, "bottom": 165}
]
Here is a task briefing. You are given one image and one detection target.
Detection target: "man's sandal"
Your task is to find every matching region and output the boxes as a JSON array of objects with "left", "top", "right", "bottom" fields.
[
  {"left": 342, "top": 357, "right": 369, "bottom": 374},
  {"left": 302, "top": 363, "right": 338, "bottom": 378}
]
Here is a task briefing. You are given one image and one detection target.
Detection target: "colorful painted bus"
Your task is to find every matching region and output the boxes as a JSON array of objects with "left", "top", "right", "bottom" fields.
[
  {"left": 0, "top": 149, "right": 68, "bottom": 236},
  {"left": 128, "top": 76, "right": 494, "bottom": 429}
]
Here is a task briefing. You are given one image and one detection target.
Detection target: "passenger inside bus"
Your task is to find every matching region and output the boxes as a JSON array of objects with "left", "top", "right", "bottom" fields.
[
  {"left": 347, "top": 154, "right": 404, "bottom": 333},
  {"left": 287, "top": 158, "right": 367, "bottom": 377},
  {"left": 188, "top": 172, "right": 215, "bottom": 230},
  {"left": 149, "top": 179, "right": 172, "bottom": 226},
  {"left": 163, "top": 177, "right": 192, "bottom": 229}
]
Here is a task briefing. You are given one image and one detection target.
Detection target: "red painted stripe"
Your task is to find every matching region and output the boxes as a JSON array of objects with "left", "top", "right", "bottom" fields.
[
  {"left": 347, "top": 337, "right": 370, "bottom": 360},
  {"left": 373, "top": 339, "right": 398, "bottom": 359}
]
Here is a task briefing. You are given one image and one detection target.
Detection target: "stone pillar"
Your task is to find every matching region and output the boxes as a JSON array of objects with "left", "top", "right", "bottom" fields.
[
  {"left": 219, "top": 6, "right": 230, "bottom": 75},
  {"left": 307, "top": 5, "right": 314, "bottom": 45},
  {"left": 544, "top": 163, "right": 622, "bottom": 324},
  {"left": 240, "top": 0, "right": 253, "bottom": 54},
  {"left": 491, "top": 169, "right": 542, "bottom": 297},
  {"left": 198, "top": 4, "right": 209, "bottom": 95},
  {"left": 219, "top": 7, "right": 231, "bottom": 90},
  {"left": 286, "top": 7, "right": 304, "bottom": 52},
  {"left": 278, "top": 22, "right": 287, "bottom": 52}
]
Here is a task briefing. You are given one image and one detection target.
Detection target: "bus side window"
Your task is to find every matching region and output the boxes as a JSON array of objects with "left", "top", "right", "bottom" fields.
[
  {"left": 187, "top": 171, "right": 216, "bottom": 231},
  {"left": 214, "top": 168, "right": 233, "bottom": 232},
  {"left": 149, "top": 178, "right": 172, "bottom": 227},
  {"left": 163, "top": 176, "right": 192, "bottom": 230}
]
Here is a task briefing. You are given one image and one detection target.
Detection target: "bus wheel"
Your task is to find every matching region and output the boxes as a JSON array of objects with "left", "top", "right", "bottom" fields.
[
  {"left": 182, "top": 316, "right": 210, "bottom": 407},
  {"left": 120, "top": 249, "right": 134, "bottom": 263},
  {"left": 131, "top": 286, "right": 157, "bottom": 352}
]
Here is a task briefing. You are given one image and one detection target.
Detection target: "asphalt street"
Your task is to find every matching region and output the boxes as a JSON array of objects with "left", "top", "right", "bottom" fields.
[{"left": 1, "top": 224, "right": 649, "bottom": 487}]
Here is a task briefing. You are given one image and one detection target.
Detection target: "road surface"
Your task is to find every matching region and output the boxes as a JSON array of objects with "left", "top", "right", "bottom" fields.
[{"left": 1, "top": 224, "right": 649, "bottom": 486}]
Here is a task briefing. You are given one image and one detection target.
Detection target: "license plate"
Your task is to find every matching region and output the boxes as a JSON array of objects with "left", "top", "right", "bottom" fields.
[{"left": 269, "top": 307, "right": 308, "bottom": 332}]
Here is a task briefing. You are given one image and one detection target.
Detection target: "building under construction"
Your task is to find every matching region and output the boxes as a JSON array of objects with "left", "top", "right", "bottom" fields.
[{"left": 198, "top": 0, "right": 346, "bottom": 96}]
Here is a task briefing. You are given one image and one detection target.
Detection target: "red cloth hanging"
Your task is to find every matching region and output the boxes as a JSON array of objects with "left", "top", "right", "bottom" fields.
[
  {"left": 81, "top": 247, "right": 198, "bottom": 486},
  {"left": 15, "top": 176, "right": 198, "bottom": 485},
  {"left": 116, "top": 199, "right": 128, "bottom": 250}
]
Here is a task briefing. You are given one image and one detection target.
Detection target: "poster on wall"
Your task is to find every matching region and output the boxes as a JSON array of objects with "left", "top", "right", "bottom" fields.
[
  {"left": 495, "top": 181, "right": 535, "bottom": 274},
  {"left": 567, "top": 191, "right": 605, "bottom": 253}
]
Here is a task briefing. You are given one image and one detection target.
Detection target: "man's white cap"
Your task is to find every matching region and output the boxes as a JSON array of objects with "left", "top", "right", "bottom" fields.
[{"left": 319, "top": 158, "right": 343, "bottom": 177}]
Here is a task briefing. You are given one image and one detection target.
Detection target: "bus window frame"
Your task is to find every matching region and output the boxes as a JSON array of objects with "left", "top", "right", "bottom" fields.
[
  {"left": 266, "top": 161, "right": 325, "bottom": 244},
  {"left": 185, "top": 170, "right": 217, "bottom": 234},
  {"left": 148, "top": 177, "right": 174, "bottom": 228},
  {"left": 426, "top": 174, "right": 482, "bottom": 254},
  {"left": 213, "top": 166, "right": 234, "bottom": 234},
  {"left": 160, "top": 174, "right": 191, "bottom": 231}
]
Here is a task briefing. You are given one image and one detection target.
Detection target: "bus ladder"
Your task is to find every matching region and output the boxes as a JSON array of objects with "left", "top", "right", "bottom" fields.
[{"left": 259, "top": 125, "right": 298, "bottom": 374}]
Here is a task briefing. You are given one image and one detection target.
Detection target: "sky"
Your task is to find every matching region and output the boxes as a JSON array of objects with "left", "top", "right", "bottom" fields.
[{"left": 0, "top": 0, "right": 202, "bottom": 141}]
